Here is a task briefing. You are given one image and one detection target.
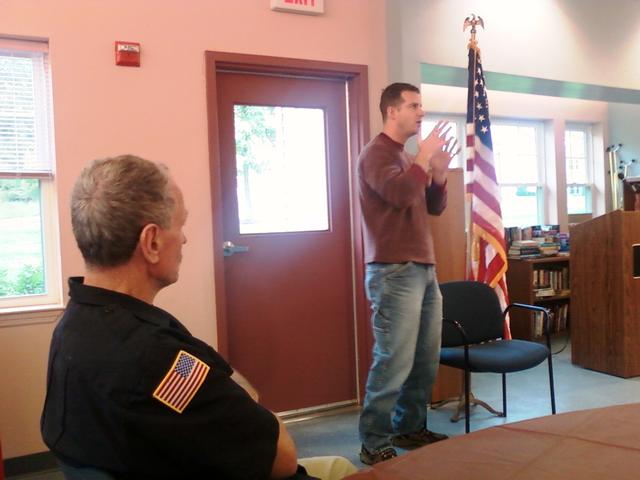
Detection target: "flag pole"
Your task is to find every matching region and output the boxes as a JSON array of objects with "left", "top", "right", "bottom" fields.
[
  {"left": 463, "top": 15, "right": 482, "bottom": 280},
  {"left": 463, "top": 14, "right": 483, "bottom": 50},
  {"left": 433, "top": 14, "right": 506, "bottom": 424}
]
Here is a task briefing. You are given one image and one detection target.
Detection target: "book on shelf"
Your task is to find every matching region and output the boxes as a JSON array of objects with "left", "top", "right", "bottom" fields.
[
  {"left": 512, "top": 239, "right": 543, "bottom": 247},
  {"left": 533, "top": 303, "right": 569, "bottom": 337},
  {"left": 508, "top": 239, "right": 542, "bottom": 258},
  {"left": 539, "top": 242, "right": 561, "bottom": 256},
  {"left": 509, "top": 249, "right": 541, "bottom": 257},
  {"left": 532, "top": 266, "right": 570, "bottom": 292},
  {"left": 533, "top": 311, "right": 545, "bottom": 338},
  {"left": 534, "top": 287, "right": 556, "bottom": 298}
]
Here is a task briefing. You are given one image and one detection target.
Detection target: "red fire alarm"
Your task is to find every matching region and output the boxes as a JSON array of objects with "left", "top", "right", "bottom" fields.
[{"left": 115, "top": 41, "right": 140, "bottom": 67}]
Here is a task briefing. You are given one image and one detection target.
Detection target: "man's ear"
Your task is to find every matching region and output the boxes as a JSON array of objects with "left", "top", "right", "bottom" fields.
[
  {"left": 139, "top": 224, "right": 162, "bottom": 264},
  {"left": 386, "top": 104, "right": 397, "bottom": 121}
]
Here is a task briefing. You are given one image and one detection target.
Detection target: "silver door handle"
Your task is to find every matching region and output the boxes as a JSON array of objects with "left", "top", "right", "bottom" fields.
[{"left": 223, "top": 241, "right": 250, "bottom": 257}]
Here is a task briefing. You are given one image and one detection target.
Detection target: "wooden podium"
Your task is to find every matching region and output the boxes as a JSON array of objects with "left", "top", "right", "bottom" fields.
[{"left": 571, "top": 210, "right": 640, "bottom": 377}]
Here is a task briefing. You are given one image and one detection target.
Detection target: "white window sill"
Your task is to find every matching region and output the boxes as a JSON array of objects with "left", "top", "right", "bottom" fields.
[{"left": 0, "top": 304, "right": 64, "bottom": 327}]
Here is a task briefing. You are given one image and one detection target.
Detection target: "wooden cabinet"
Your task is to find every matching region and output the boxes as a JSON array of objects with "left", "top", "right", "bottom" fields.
[{"left": 506, "top": 256, "right": 570, "bottom": 340}]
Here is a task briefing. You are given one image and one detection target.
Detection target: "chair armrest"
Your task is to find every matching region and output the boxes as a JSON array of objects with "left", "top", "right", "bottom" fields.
[
  {"left": 441, "top": 318, "right": 471, "bottom": 371},
  {"left": 504, "top": 303, "right": 552, "bottom": 348},
  {"left": 442, "top": 318, "right": 470, "bottom": 346}
]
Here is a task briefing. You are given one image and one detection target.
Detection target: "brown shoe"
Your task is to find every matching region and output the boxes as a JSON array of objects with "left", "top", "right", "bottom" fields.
[
  {"left": 391, "top": 428, "right": 449, "bottom": 449},
  {"left": 359, "top": 445, "right": 398, "bottom": 465}
]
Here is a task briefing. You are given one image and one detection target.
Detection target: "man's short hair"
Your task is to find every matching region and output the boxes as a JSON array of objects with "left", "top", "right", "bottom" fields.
[
  {"left": 379, "top": 82, "right": 420, "bottom": 121},
  {"left": 71, "top": 155, "right": 175, "bottom": 267}
]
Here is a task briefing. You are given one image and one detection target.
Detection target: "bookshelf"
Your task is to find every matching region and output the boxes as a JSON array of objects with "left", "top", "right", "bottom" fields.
[{"left": 506, "top": 255, "right": 570, "bottom": 340}]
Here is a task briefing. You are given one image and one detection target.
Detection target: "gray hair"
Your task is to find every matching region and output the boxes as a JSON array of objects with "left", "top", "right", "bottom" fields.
[{"left": 71, "top": 154, "right": 175, "bottom": 267}]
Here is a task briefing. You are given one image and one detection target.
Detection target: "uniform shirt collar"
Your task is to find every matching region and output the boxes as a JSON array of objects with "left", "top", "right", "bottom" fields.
[{"left": 67, "top": 276, "right": 178, "bottom": 328}]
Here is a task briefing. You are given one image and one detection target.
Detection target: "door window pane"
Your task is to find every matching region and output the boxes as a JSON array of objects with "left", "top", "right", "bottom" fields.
[
  {"left": 0, "top": 178, "right": 45, "bottom": 298},
  {"left": 234, "top": 105, "right": 329, "bottom": 234}
]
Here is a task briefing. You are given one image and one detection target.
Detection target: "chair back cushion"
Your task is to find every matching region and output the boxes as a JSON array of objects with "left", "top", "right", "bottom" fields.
[{"left": 440, "top": 281, "right": 504, "bottom": 347}]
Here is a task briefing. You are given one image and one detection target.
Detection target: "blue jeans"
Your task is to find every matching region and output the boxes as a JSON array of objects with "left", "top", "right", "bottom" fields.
[{"left": 359, "top": 262, "right": 443, "bottom": 451}]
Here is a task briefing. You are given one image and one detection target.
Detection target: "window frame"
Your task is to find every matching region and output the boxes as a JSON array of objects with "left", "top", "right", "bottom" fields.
[{"left": 0, "top": 40, "right": 61, "bottom": 313}]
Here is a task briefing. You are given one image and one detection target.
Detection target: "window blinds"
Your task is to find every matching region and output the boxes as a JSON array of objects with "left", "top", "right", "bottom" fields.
[{"left": 0, "top": 39, "right": 54, "bottom": 177}]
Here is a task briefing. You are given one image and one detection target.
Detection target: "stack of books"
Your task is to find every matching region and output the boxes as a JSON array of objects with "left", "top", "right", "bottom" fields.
[
  {"left": 557, "top": 232, "right": 570, "bottom": 252},
  {"left": 539, "top": 242, "right": 561, "bottom": 256},
  {"left": 505, "top": 224, "right": 569, "bottom": 258},
  {"left": 508, "top": 240, "right": 541, "bottom": 258}
]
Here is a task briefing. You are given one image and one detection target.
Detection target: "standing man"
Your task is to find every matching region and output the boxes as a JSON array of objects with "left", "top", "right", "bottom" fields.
[
  {"left": 357, "top": 83, "right": 459, "bottom": 465},
  {"left": 41, "top": 155, "right": 356, "bottom": 479}
]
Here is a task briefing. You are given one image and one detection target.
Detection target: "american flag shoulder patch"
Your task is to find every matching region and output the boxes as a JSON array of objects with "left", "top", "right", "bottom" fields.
[{"left": 153, "top": 350, "right": 210, "bottom": 413}]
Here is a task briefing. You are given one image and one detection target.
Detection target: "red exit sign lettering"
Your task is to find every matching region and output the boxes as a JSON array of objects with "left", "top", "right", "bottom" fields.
[{"left": 271, "top": 0, "right": 324, "bottom": 15}]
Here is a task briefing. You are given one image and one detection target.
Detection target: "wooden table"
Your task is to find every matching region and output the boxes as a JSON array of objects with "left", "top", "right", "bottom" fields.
[{"left": 346, "top": 403, "right": 640, "bottom": 479}]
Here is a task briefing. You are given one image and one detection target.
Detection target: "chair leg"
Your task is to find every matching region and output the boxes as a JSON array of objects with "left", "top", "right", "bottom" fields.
[
  {"left": 464, "top": 368, "right": 470, "bottom": 433},
  {"left": 502, "top": 373, "right": 507, "bottom": 416},
  {"left": 547, "top": 353, "right": 556, "bottom": 414},
  {"left": 432, "top": 374, "right": 503, "bottom": 422}
]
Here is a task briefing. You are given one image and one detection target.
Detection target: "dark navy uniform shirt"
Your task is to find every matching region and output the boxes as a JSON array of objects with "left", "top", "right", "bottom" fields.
[{"left": 41, "top": 277, "right": 280, "bottom": 479}]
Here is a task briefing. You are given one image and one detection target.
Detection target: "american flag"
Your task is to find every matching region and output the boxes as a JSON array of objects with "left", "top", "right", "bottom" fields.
[
  {"left": 465, "top": 45, "right": 511, "bottom": 338},
  {"left": 153, "top": 350, "right": 210, "bottom": 413}
]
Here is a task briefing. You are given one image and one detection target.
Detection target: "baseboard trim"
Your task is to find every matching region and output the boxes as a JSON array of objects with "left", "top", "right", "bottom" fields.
[{"left": 4, "top": 450, "right": 57, "bottom": 478}]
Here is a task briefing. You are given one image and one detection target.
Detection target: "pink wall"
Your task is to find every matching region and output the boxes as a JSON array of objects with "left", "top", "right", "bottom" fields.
[{"left": 0, "top": 0, "right": 387, "bottom": 458}]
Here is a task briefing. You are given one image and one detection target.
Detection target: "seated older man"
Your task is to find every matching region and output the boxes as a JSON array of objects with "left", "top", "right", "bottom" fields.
[{"left": 41, "top": 155, "right": 356, "bottom": 480}]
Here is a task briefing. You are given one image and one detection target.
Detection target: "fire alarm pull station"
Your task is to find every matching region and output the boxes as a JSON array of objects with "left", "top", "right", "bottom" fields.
[{"left": 115, "top": 41, "right": 140, "bottom": 67}]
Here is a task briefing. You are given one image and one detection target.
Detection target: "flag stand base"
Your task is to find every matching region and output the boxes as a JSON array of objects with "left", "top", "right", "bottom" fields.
[{"left": 430, "top": 376, "right": 504, "bottom": 422}]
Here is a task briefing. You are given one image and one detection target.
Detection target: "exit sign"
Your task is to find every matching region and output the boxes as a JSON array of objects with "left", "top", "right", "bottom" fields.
[{"left": 270, "top": 0, "right": 324, "bottom": 16}]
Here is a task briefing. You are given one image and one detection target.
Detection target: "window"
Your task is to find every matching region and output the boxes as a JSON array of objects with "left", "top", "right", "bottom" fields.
[
  {"left": 423, "top": 115, "right": 551, "bottom": 228},
  {"left": 422, "top": 117, "right": 545, "bottom": 227},
  {"left": 0, "top": 39, "right": 60, "bottom": 311},
  {"left": 565, "top": 124, "right": 593, "bottom": 215},
  {"left": 491, "top": 120, "right": 545, "bottom": 227}
]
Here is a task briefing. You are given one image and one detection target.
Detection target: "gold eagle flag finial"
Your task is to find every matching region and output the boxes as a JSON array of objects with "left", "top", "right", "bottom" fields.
[{"left": 463, "top": 14, "right": 484, "bottom": 51}]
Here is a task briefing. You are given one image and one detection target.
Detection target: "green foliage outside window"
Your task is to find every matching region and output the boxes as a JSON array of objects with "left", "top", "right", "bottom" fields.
[
  {"left": 234, "top": 105, "right": 277, "bottom": 176},
  {"left": 0, "top": 178, "right": 45, "bottom": 298},
  {"left": 0, "top": 265, "right": 44, "bottom": 297},
  {"left": 0, "top": 178, "right": 40, "bottom": 202}
]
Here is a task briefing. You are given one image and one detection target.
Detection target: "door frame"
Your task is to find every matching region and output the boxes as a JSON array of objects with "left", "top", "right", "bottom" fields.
[{"left": 204, "top": 51, "right": 371, "bottom": 399}]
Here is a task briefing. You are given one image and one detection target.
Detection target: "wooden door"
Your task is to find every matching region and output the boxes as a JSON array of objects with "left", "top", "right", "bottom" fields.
[{"left": 215, "top": 71, "right": 357, "bottom": 412}]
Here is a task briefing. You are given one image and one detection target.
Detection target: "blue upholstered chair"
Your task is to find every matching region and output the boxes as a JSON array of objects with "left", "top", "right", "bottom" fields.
[{"left": 439, "top": 281, "right": 557, "bottom": 433}]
